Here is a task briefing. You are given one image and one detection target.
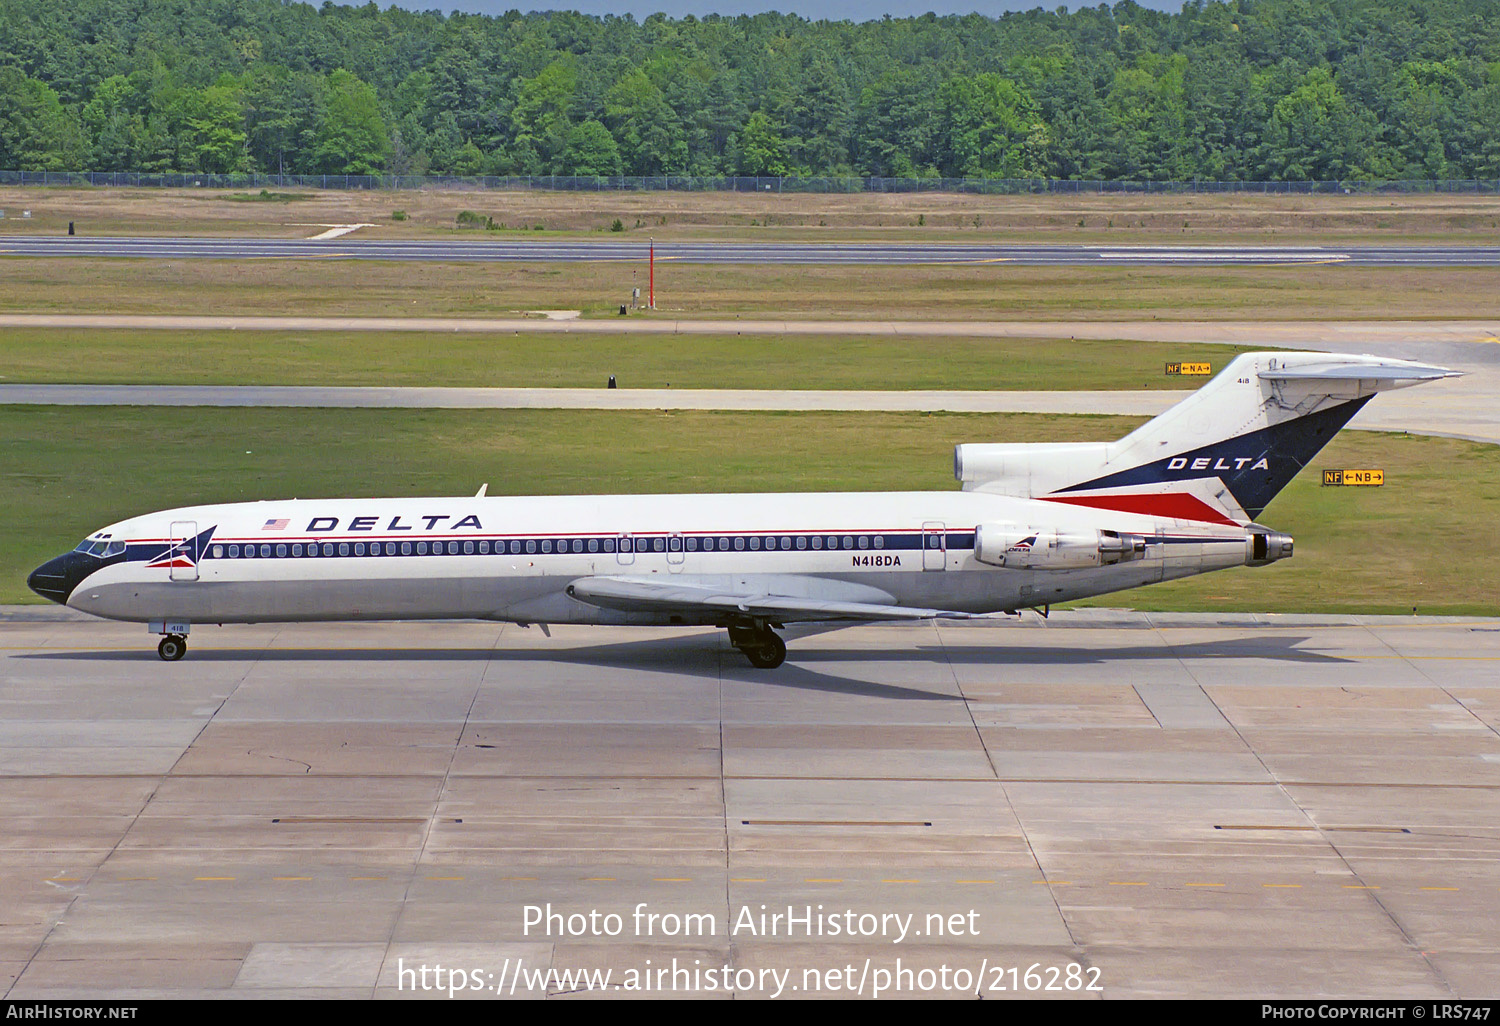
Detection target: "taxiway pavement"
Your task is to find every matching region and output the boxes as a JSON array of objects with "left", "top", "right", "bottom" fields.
[{"left": 2, "top": 612, "right": 1497, "bottom": 999}]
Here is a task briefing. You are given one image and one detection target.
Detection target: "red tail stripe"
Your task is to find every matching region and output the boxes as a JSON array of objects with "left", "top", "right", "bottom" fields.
[{"left": 1040, "top": 493, "right": 1240, "bottom": 526}]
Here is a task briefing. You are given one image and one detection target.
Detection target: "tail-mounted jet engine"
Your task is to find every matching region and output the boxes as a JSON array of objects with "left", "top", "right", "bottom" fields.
[{"left": 974, "top": 525, "right": 1147, "bottom": 570}]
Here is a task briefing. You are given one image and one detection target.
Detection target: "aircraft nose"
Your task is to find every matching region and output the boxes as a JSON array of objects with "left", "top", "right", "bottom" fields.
[{"left": 27, "top": 552, "right": 85, "bottom": 605}]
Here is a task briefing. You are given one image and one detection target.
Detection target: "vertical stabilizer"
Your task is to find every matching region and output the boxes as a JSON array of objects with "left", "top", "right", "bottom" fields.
[{"left": 955, "top": 352, "right": 1458, "bottom": 524}]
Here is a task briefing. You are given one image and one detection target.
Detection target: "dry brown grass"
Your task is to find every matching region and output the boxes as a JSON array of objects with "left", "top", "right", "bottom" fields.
[
  {"left": 3, "top": 186, "right": 1500, "bottom": 242},
  {"left": 2, "top": 256, "right": 1498, "bottom": 321}
]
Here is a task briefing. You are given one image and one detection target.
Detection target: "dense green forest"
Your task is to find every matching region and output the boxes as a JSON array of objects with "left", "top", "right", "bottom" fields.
[{"left": 1, "top": 0, "right": 1498, "bottom": 180}]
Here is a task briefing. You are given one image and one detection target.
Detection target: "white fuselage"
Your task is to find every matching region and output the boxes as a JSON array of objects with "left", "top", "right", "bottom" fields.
[{"left": 65, "top": 490, "right": 1254, "bottom": 626}]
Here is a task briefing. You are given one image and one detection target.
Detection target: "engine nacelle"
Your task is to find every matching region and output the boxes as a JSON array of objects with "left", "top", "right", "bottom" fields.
[{"left": 974, "top": 524, "right": 1147, "bottom": 570}]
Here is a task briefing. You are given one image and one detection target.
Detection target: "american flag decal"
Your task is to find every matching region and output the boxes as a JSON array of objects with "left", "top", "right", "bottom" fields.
[{"left": 262, "top": 519, "right": 290, "bottom": 531}]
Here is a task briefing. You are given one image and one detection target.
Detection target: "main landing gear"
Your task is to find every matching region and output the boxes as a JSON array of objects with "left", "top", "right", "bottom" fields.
[
  {"left": 728, "top": 623, "right": 786, "bottom": 669},
  {"left": 157, "top": 634, "right": 187, "bottom": 662}
]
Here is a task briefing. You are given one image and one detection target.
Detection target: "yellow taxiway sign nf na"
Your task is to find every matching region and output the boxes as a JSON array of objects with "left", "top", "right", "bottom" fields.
[
  {"left": 1165, "top": 362, "right": 1212, "bottom": 376},
  {"left": 1322, "top": 469, "right": 1385, "bottom": 486}
]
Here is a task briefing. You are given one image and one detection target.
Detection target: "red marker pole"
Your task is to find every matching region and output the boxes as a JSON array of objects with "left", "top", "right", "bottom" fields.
[{"left": 649, "top": 238, "right": 655, "bottom": 309}]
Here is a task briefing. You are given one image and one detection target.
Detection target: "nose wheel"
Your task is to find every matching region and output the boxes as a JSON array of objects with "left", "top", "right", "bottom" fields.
[
  {"left": 157, "top": 634, "right": 187, "bottom": 662},
  {"left": 728, "top": 623, "right": 787, "bottom": 669}
]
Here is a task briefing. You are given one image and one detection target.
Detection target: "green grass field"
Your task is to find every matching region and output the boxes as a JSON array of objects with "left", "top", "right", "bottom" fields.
[
  {"left": 0, "top": 330, "right": 1250, "bottom": 390},
  {"left": 4, "top": 257, "right": 1500, "bottom": 321},
  {"left": 4, "top": 405, "right": 1496, "bottom": 613}
]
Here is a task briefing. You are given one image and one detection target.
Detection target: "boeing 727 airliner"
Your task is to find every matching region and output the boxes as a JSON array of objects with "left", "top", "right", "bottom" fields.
[{"left": 28, "top": 351, "right": 1456, "bottom": 666}]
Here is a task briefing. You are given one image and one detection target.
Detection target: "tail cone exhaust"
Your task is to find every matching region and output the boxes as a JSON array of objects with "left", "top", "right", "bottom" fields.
[{"left": 1246, "top": 531, "right": 1293, "bottom": 567}]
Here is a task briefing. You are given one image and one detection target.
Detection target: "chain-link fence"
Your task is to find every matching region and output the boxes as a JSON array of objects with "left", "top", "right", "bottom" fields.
[{"left": 3, "top": 170, "right": 1500, "bottom": 194}]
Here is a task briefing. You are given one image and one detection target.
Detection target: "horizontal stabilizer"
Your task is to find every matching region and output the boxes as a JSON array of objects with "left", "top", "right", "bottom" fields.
[{"left": 1259, "top": 362, "right": 1459, "bottom": 383}]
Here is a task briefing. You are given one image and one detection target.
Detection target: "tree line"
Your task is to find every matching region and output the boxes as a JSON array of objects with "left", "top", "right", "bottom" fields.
[{"left": 1, "top": 0, "right": 1498, "bottom": 181}]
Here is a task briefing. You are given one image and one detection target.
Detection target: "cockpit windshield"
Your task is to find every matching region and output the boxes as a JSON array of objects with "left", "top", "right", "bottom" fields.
[{"left": 72, "top": 538, "right": 125, "bottom": 558}]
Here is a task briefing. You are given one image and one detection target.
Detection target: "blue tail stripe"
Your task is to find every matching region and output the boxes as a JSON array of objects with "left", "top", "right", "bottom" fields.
[{"left": 1057, "top": 396, "right": 1372, "bottom": 519}]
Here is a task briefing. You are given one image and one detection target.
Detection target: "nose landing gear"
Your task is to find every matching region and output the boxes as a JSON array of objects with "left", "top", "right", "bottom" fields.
[
  {"left": 728, "top": 622, "right": 787, "bottom": 669},
  {"left": 157, "top": 634, "right": 187, "bottom": 662}
]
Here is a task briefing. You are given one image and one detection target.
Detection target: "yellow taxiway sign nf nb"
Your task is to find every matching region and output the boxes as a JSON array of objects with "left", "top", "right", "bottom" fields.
[{"left": 1322, "top": 469, "right": 1385, "bottom": 486}]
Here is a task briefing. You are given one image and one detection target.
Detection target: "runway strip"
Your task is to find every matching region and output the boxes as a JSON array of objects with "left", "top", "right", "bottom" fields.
[
  {"left": 1, "top": 383, "right": 1493, "bottom": 445},
  {"left": 4, "top": 236, "right": 1500, "bottom": 265}
]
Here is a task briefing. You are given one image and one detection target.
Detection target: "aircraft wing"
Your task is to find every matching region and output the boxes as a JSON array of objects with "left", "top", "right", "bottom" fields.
[{"left": 566, "top": 576, "right": 978, "bottom": 623}]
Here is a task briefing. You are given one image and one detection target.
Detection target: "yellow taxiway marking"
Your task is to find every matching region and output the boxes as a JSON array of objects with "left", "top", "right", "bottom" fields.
[
  {"left": 274, "top": 876, "right": 312, "bottom": 882},
  {"left": 1035, "top": 880, "right": 1072, "bottom": 885},
  {"left": 194, "top": 877, "right": 235, "bottom": 882},
  {"left": 1263, "top": 883, "right": 1302, "bottom": 889},
  {"left": 46, "top": 878, "right": 81, "bottom": 883},
  {"left": 804, "top": 878, "right": 843, "bottom": 884},
  {"left": 1478, "top": 335, "right": 1500, "bottom": 344},
  {"left": 425, "top": 876, "right": 465, "bottom": 882},
  {"left": 1420, "top": 886, "right": 1461, "bottom": 891},
  {"left": 1343, "top": 885, "right": 1381, "bottom": 890},
  {"left": 1110, "top": 881, "right": 1149, "bottom": 886},
  {"left": 1185, "top": 883, "right": 1226, "bottom": 888},
  {"left": 956, "top": 880, "right": 996, "bottom": 884},
  {"left": 653, "top": 877, "right": 692, "bottom": 883},
  {"left": 499, "top": 876, "right": 538, "bottom": 881},
  {"left": 585, "top": 877, "right": 616, "bottom": 881},
  {"left": 115, "top": 877, "right": 158, "bottom": 881}
]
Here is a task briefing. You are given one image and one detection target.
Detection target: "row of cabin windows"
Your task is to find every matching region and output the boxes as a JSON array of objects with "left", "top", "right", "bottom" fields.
[{"left": 205, "top": 534, "right": 900, "bottom": 560}]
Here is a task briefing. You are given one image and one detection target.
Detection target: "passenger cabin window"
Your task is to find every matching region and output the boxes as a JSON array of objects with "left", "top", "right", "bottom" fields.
[{"left": 212, "top": 545, "right": 223, "bottom": 558}]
